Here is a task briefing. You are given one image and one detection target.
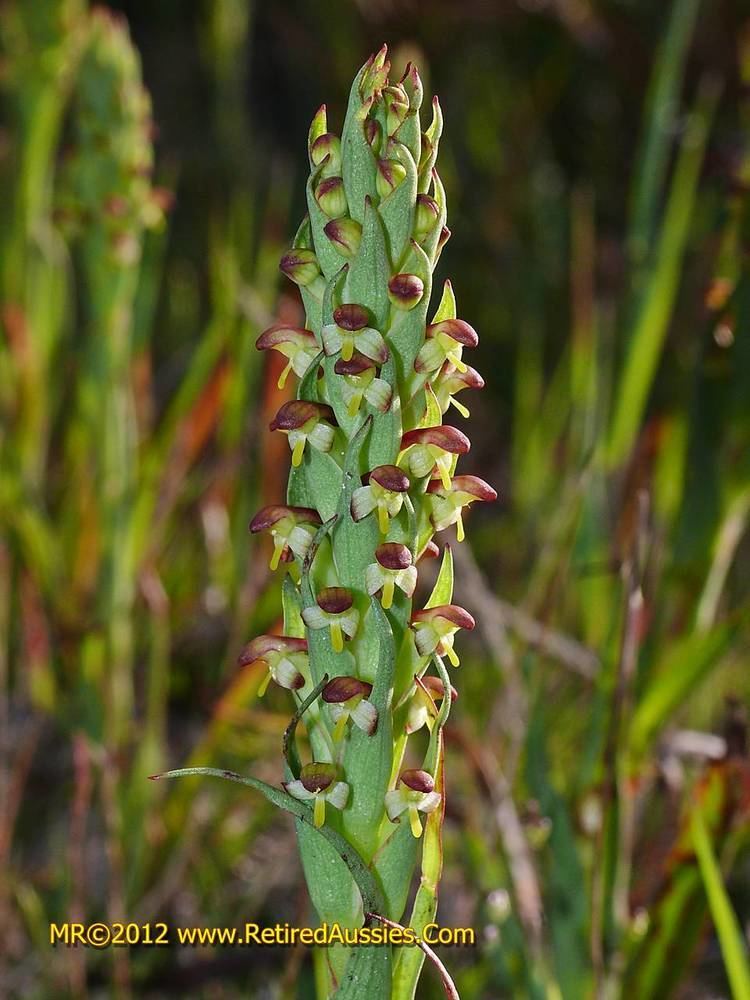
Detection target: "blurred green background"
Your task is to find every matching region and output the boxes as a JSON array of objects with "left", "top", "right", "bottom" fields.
[{"left": 1, "top": 0, "right": 750, "bottom": 997}]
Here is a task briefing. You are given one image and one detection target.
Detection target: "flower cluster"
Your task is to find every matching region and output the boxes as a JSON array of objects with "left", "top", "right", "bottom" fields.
[{"left": 245, "top": 46, "right": 495, "bottom": 989}]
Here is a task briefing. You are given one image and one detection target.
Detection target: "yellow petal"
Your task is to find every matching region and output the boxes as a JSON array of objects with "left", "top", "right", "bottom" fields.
[{"left": 382, "top": 578, "right": 395, "bottom": 610}]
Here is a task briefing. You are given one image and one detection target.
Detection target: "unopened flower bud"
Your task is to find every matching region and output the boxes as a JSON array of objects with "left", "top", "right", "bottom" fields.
[
  {"left": 324, "top": 217, "right": 362, "bottom": 259},
  {"left": 376, "top": 158, "right": 407, "bottom": 199},
  {"left": 414, "top": 194, "right": 440, "bottom": 241},
  {"left": 315, "top": 176, "right": 348, "bottom": 219},
  {"left": 364, "top": 118, "right": 382, "bottom": 154},
  {"left": 311, "top": 132, "right": 342, "bottom": 172},
  {"left": 280, "top": 248, "right": 321, "bottom": 287},
  {"left": 388, "top": 273, "right": 424, "bottom": 310},
  {"left": 400, "top": 62, "right": 423, "bottom": 110}
]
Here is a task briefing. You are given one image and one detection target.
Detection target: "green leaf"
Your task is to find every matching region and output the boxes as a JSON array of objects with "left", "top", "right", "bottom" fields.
[
  {"left": 371, "top": 822, "right": 419, "bottom": 921},
  {"left": 387, "top": 239, "right": 432, "bottom": 391},
  {"left": 418, "top": 97, "right": 443, "bottom": 194},
  {"left": 346, "top": 197, "right": 391, "bottom": 330},
  {"left": 691, "top": 809, "right": 750, "bottom": 1000},
  {"left": 331, "top": 417, "right": 379, "bottom": 589},
  {"left": 608, "top": 79, "right": 718, "bottom": 466},
  {"left": 283, "top": 673, "right": 329, "bottom": 778},
  {"left": 155, "top": 766, "right": 392, "bottom": 993},
  {"left": 341, "top": 66, "right": 377, "bottom": 223},
  {"left": 380, "top": 142, "right": 418, "bottom": 266},
  {"left": 342, "top": 600, "right": 395, "bottom": 860},
  {"left": 629, "top": 623, "right": 734, "bottom": 756},
  {"left": 426, "top": 545, "right": 454, "bottom": 609}
]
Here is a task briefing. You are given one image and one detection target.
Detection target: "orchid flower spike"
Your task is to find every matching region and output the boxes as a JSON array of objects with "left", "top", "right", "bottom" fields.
[
  {"left": 301, "top": 587, "right": 360, "bottom": 653},
  {"left": 426, "top": 475, "right": 497, "bottom": 541},
  {"left": 399, "top": 425, "right": 470, "bottom": 490},
  {"left": 385, "top": 769, "right": 442, "bottom": 838},
  {"left": 270, "top": 400, "right": 336, "bottom": 467},
  {"left": 237, "top": 635, "right": 308, "bottom": 696},
  {"left": 334, "top": 352, "right": 392, "bottom": 416},
  {"left": 284, "top": 763, "right": 349, "bottom": 828},
  {"left": 365, "top": 543, "right": 417, "bottom": 610},
  {"left": 321, "top": 303, "right": 388, "bottom": 364},
  {"left": 351, "top": 464, "right": 410, "bottom": 535},
  {"left": 255, "top": 324, "right": 319, "bottom": 390},
  {"left": 411, "top": 603, "right": 476, "bottom": 666},
  {"left": 249, "top": 505, "right": 321, "bottom": 570},
  {"left": 415, "top": 318, "right": 478, "bottom": 376},
  {"left": 322, "top": 676, "right": 378, "bottom": 741}
]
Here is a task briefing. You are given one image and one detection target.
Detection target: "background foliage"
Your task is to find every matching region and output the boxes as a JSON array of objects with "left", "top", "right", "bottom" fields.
[{"left": 1, "top": 0, "right": 750, "bottom": 997}]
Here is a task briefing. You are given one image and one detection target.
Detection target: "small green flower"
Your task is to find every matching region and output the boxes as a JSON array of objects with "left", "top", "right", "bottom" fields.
[
  {"left": 302, "top": 588, "right": 360, "bottom": 653},
  {"left": 432, "top": 362, "right": 484, "bottom": 418},
  {"left": 426, "top": 475, "right": 497, "bottom": 541},
  {"left": 334, "top": 353, "right": 392, "bottom": 417},
  {"left": 414, "top": 318, "right": 478, "bottom": 376},
  {"left": 270, "top": 400, "right": 336, "bottom": 468},
  {"left": 284, "top": 763, "right": 349, "bottom": 828},
  {"left": 385, "top": 769, "right": 441, "bottom": 838},
  {"left": 322, "top": 676, "right": 378, "bottom": 741},
  {"left": 411, "top": 603, "right": 475, "bottom": 667},
  {"left": 237, "top": 635, "right": 308, "bottom": 696},
  {"left": 249, "top": 505, "right": 321, "bottom": 571},
  {"left": 321, "top": 304, "right": 388, "bottom": 364},
  {"left": 255, "top": 324, "right": 319, "bottom": 389},
  {"left": 399, "top": 425, "right": 470, "bottom": 490},
  {"left": 351, "top": 464, "right": 410, "bottom": 535},
  {"left": 405, "top": 675, "right": 457, "bottom": 734},
  {"left": 365, "top": 543, "right": 417, "bottom": 610}
]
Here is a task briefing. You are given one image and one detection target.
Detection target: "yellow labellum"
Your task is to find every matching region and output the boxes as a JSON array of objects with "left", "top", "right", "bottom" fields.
[
  {"left": 313, "top": 795, "right": 326, "bottom": 828},
  {"left": 409, "top": 805, "right": 423, "bottom": 838},
  {"left": 330, "top": 621, "right": 344, "bottom": 653},
  {"left": 377, "top": 501, "right": 390, "bottom": 535},
  {"left": 277, "top": 357, "right": 293, "bottom": 390},
  {"left": 332, "top": 713, "right": 348, "bottom": 742}
]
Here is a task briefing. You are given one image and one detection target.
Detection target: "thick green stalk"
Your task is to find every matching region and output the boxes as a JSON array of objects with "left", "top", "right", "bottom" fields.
[{"left": 244, "top": 48, "right": 494, "bottom": 997}]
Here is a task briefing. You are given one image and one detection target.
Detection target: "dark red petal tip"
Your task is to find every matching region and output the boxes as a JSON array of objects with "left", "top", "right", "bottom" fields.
[
  {"left": 322, "top": 675, "right": 373, "bottom": 703},
  {"left": 368, "top": 464, "right": 410, "bottom": 492},
  {"left": 375, "top": 542, "right": 413, "bottom": 570},
  {"left": 333, "top": 303, "right": 370, "bottom": 331},
  {"left": 399, "top": 768, "right": 435, "bottom": 793},
  {"left": 317, "top": 587, "right": 354, "bottom": 614}
]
